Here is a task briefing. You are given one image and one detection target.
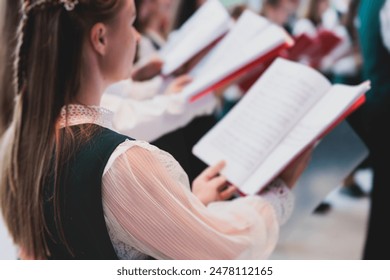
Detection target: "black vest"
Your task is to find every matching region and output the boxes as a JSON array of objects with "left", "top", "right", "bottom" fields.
[{"left": 44, "top": 125, "right": 131, "bottom": 259}]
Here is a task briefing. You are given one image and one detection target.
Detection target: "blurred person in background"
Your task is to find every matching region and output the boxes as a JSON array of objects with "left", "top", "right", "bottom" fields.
[
  {"left": 261, "top": 0, "right": 294, "bottom": 33},
  {"left": 148, "top": 0, "right": 221, "bottom": 183},
  {"left": 172, "top": 0, "right": 205, "bottom": 30},
  {"left": 284, "top": 0, "right": 304, "bottom": 33},
  {"left": 133, "top": 0, "right": 172, "bottom": 63},
  {"left": 328, "top": 0, "right": 370, "bottom": 199},
  {"left": 357, "top": 0, "right": 390, "bottom": 260},
  {"left": 292, "top": 0, "right": 331, "bottom": 37}
]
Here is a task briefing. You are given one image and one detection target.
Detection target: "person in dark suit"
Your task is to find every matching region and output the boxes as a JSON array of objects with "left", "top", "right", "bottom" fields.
[{"left": 357, "top": 0, "right": 390, "bottom": 259}]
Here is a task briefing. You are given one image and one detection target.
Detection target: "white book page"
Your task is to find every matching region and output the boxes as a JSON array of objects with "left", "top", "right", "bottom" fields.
[
  {"left": 192, "top": 58, "right": 331, "bottom": 186},
  {"left": 160, "top": 0, "right": 233, "bottom": 75},
  {"left": 181, "top": 11, "right": 291, "bottom": 99},
  {"left": 189, "top": 10, "right": 270, "bottom": 74},
  {"left": 159, "top": 0, "right": 224, "bottom": 57},
  {"left": 241, "top": 82, "right": 370, "bottom": 194}
]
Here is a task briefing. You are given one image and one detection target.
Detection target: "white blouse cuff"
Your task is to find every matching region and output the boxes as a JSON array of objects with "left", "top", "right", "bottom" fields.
[{"left": 261, "top": 178, "right": 294, "bottom": 226}]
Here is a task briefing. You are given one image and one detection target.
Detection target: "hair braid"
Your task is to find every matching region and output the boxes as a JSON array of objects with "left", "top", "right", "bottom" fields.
[{"left": 13, "top": 2, "right": 29, "bottom": 96}]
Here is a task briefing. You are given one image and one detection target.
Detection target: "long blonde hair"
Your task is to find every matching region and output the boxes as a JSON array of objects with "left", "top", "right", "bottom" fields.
[{"left": 0, "top": 0, "right": 125, "bottom": 259}]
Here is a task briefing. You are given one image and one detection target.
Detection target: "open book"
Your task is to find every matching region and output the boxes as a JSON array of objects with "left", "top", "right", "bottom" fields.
[
  {"left": 159, "top": 0, "right": 233, "bottom": 76},
  {"left": 192, "top": 58, "right": 370, "bottom": 195},
  {"left": 179, "top": 10, "right": 294, "bottom": 102}
]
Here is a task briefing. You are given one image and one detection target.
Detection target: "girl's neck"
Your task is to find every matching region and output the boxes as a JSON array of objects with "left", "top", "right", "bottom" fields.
[
  {"left": 75, "top": 81, "right": 104, "bottom": 106},
  {"left": 76, "top": 53, "right": 109, "bottom": 106}
]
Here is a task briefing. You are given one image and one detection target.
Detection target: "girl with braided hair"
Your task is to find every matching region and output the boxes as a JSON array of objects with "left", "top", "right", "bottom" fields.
[{"left": 0, "top": 0, "right": 311, "bottom": 260}]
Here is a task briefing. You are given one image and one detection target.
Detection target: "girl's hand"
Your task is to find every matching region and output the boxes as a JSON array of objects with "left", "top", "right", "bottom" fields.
[
  {"left": 192, "top": 161, "right": 237, "bottom": 205},
  {"left": 163, "top": 74, "right": 192, "bottom": 95},
  {"left": 279, "top": 145, "right": 314, "bottom": 189}
]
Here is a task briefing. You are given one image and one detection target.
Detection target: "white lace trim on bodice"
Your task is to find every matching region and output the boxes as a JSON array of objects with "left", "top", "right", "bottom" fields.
[{"left": 57, "top": 104, "right": 114, "bottom": 130}]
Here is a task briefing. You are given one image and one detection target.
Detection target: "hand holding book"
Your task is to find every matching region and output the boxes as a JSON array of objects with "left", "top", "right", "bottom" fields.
[
  {"left": 278, "top": 145, "right": 314, "bottom": 190},
  {"left": 131, "top": 56, "right": 164, "bottom": 82},
  {"left": 192, "top": 160, "right": 238, "bottom": 205}
]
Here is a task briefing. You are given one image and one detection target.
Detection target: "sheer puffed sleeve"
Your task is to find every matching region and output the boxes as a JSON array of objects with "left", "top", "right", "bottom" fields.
[{"left": 102, "top": 140, "right": 288, "bottom": 260}]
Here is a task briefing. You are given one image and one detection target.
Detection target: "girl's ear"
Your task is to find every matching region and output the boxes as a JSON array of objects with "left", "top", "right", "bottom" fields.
[{"left": 90, "top": 23, "right": 108, "bottom": 55}]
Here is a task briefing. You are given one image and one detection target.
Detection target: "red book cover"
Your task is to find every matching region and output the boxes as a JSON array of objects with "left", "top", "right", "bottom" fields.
[
  {"left": 286, "top": 33, "right": 314, "bottom": 61},
  {"left": 307, "top": 29, "right": 343, "bottom": 68}
]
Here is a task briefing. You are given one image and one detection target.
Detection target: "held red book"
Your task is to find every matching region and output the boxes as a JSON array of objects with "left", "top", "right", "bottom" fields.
[
  {"left": 178, "top": 10, "right": 294, "bottom": 102},
  {"left": 307, "top": 29, "right": 343, "bottom": 68},
  {"left": 286, "top": 33, "right": 314, "bottom": 61},
  {"left": 192, "top": 58, "right": 370, "bottom": 195},
  {"left": 286, "top": 29, "right": 342, "bottom": 68}
]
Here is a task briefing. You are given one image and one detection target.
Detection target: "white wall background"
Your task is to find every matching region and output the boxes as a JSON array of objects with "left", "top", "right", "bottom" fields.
[
  {"left": 220, "top": 0, "right": 262, "bottom": 12},
  {"left": 0, "top": 215, "right": 17, "bottom": 260}
]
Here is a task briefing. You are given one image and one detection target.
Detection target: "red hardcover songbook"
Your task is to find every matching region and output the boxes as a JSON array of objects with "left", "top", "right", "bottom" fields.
[
  {"left": 286, "top": 33, "right": 314, "bottom": 61},
  {"left": 192, "top": 58, "right": 370, "bottom": 195},
  {"left": 286, "top": 29, "right": 342, "bottom": 69},
  {"left": 305, "top": 29, "right": 343, "bottom": 68}
]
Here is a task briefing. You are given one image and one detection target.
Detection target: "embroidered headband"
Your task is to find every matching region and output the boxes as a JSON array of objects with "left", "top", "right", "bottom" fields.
[
  {"left": 24, "top": 0, "right": 79, "bottom": 14},
  {"left": 59, "top": 0, "right": 79, "bottom": 11}
]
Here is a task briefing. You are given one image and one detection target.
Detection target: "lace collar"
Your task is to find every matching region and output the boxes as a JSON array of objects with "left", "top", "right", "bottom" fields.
[{"left": 57, "top": 104, "right": 114, "bottom": 129}]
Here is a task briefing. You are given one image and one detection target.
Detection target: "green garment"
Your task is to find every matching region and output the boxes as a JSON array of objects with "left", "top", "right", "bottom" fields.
[{"left": 358, "top": 0, "right": 390, "bottom": 120}]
